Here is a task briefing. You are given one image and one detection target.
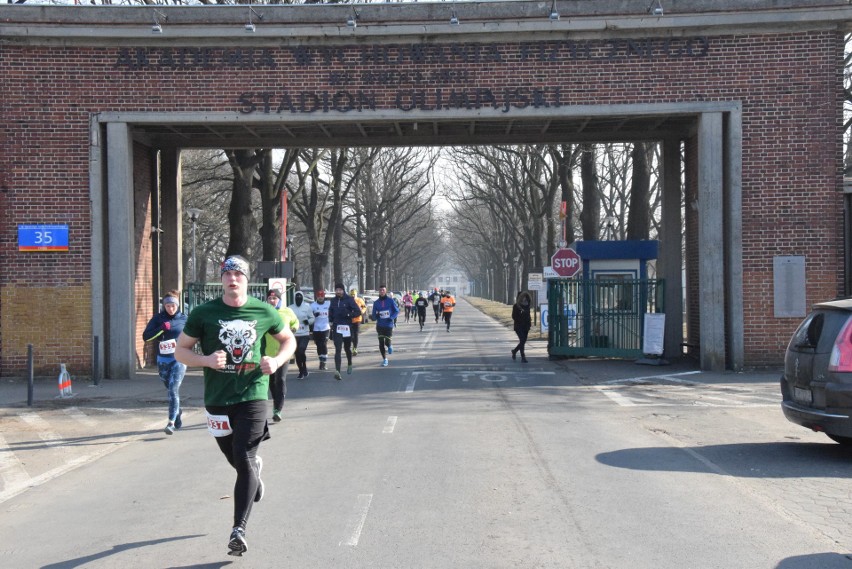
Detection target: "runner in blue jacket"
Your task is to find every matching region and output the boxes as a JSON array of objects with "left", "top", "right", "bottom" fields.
[
  {"left": 142, "top": 290, "right": 188, "bottom": 435},
  {"left": 371, "top": 285, "right": 399, "bottom": 367}
]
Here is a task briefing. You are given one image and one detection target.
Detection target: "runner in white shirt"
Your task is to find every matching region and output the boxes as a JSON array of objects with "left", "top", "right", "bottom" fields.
[{"left": 310, "top": 289, "right": 331, "bottom": 371}]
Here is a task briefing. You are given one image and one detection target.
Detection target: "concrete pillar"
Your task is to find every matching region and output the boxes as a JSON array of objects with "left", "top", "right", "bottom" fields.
[
  {"left": 724, "top": 109, "right": 744, "bottom": 370},
  {"left": 698, "top": 113, "right": 726, "bottom": 371},
  {"left": 106, "top": 122, "right": 135, "bottom": 379},
  {"left": 159, "top": 148, "right": 183, "bottom": 295},
  {"left": 89, "top": 117, "right": 105, "bottom": 381},
  {"left": 660, "top": 137, "right": 684, "bottom": 361}
]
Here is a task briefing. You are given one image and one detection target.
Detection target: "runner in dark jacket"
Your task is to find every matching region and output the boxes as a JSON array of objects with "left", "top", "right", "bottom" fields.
[{"left": 329, "top": 283, "right": 361, "bottom": 379}]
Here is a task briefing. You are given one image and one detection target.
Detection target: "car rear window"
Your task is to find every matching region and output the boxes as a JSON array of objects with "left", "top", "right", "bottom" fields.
[{"left": 789, "top": 309, "right": 852, "bottom": 353}]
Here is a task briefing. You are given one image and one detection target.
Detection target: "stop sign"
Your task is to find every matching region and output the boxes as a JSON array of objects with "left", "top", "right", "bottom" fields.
[{"left": 551, "top": 248, "right": 581, "bottom": 278}]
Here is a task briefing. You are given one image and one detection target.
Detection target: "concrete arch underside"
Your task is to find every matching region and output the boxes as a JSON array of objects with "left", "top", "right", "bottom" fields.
[{"left": 93, "top": 103, "right": 742, "bottom": 378}]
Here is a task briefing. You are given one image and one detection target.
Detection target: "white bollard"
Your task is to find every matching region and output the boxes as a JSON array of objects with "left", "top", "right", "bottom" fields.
[{"left": 57, "top": 363, "right": 74, "bottom": 399}]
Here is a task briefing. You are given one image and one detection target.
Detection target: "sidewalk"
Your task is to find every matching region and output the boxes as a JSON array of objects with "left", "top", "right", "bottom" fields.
[{"left": 1, "top": 368, "right": 205, "bottom": 410}]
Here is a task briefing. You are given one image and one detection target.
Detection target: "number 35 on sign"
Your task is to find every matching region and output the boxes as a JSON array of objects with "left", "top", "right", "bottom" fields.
[{"left": 18, "top": 224, "right": 69, "bottom": 252}]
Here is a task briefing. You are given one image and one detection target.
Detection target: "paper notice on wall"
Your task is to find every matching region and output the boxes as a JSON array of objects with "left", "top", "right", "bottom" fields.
[{"left": 642, "top": 313, "right": 665, "bottom": 356}]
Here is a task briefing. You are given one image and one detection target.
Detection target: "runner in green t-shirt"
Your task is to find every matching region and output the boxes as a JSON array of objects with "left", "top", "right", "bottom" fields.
[{"left": 176, "top": 255, "right": 296, "bottom": 557}]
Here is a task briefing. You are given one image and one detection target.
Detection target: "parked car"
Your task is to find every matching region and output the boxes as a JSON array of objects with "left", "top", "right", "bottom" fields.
[
  {"left": 780, "top": 298, "right": 852, "bottom": 445},
  {"left": 362, "top": 294, "right": 378, "bottom": 320}
]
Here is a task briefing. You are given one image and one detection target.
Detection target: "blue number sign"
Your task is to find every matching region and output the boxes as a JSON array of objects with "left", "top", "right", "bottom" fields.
[{"left": 18, "top": 224, "right": 69, "bottom": 252}]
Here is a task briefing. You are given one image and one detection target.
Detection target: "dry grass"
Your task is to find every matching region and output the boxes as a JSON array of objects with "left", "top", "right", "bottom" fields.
[{"left": 465, "top": 296, "right": 546, "bottom": 342}]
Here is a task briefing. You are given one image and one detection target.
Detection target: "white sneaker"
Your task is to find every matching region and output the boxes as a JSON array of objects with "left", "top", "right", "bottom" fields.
[{"left": 382, "top": 358, "right": 389, "bottom": 367}]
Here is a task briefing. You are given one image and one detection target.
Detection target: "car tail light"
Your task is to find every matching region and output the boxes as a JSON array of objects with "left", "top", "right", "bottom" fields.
[{"left": 828, "top": 316, "right": 852, "bottom": 372}]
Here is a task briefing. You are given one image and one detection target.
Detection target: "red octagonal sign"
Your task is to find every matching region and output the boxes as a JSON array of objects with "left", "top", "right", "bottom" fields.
[{"left": 551, "top": 248, "right": 581, "bottom": 278}]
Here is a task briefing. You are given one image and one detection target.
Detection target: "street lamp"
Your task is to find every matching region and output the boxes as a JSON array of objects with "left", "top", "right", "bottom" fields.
[
  {"left": 503, "top": 261, "right": 510, "bottom": 304},
  {"left": 186, "top": 207, "right": 203, "bottom": 283},
  {"left": 604, "top": 215, "right": 617, "bottom": 240}
]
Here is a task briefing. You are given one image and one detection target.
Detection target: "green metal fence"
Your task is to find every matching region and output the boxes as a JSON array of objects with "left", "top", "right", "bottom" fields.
[
  {"left": 184, "top": 282, "right": 295, "bottom": 314},
  {"left": 548, "top": 278, "right": 665, "bottom": 359}
]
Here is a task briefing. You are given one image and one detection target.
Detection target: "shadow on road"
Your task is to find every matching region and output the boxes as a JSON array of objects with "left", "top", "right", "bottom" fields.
[
  {"left": 40, "top": 534, "right": 206, "bottom": 569},
  {"left": 596, "top": 441, "right": 852, "bottom": 478},
  {"left": 774, "top": 552, "right": 852, "bottom": 568}
]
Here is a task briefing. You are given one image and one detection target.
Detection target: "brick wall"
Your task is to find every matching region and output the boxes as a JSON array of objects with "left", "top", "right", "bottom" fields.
[
  {"left": 134, "top": 143, "right": 156, "bottom": 369},
  {"left": 0, "top": 30, "right": 845, "bottom": 372}
]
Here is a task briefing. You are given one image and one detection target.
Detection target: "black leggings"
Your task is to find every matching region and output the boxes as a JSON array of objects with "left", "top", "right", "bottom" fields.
[
  {"left": 294, "top": 335, "right": 310, "bottom": 374},
  {"left": 514, "top": 328, "right": 530, "bottom": 358},
  {"left": 269, "top": 363, "right": 288, "bottom": 411},
  {"left": 206, "top": 400, "right": 270, "bottom": 530},
  {"left": 376, "top": 325, "right": 393, "bottom": 357},
  {"left": 333, "top": 331, "right": 353, "bottom": 370},
  {"left": 312, "top": 330, "right": 329, "bottom": 357},
  {"left": 351, "top": 323, "right": 361, "bottom": 350}
]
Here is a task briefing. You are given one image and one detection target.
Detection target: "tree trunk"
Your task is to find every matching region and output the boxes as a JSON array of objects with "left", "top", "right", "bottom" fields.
[
  {"left": 225, "top": 149, "right": 261, "bottom": 258},
  {"left": 258, "top": 149, "right": 279, "bottom": 261},
  {"left": 579, "top": 144, "right": 600, "bottom": 241},
  {"left": 627, "top": 142, "right": 651, "bottom": 240}
]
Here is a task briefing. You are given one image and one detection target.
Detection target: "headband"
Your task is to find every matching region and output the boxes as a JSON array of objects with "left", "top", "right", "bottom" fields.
[{"left": 220, "top": 256, "right": 250, "bottom": 279}]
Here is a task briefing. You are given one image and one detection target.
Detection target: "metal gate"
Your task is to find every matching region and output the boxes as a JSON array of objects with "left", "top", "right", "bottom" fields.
[{"left": 548, "top": 278, "right": 665, "bottom": 358}]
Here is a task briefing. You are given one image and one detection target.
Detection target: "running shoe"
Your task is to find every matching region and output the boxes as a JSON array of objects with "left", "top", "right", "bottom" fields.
[
  {"left": 319, "top": 361, "right": 327, "bottom": 370},
  {"left": 174, "top": 410, "right": 183, "bottom": 430},
  {"left": 164, "top": 423, "right": 175, "bottom": 435},
  {"left": 228, "top": 527, "right": 247, "bottom": 556},
  {"left": 382, "top": 358, "right": 389, "bottom": 367},
  {"left": 303, "top": 370, "right": 310, "bottom": 379},
  {"left": 387, "top": 345, "right": 393, "bottom": 355},
  {"left": 347, "top": 364, "right": 353, "bottom": 375},
  {"left": 273, "top": 409, "right": 282, "bottom": 423},
  {"left": 254, "top": 456, "right": 264, "bottom": 503},
  {"left": 353, "top": 348, "right": 358, "bottom": 356},
  {"left": 296, "top": 372, "right": 304, "bottom": 380},
  {"left": 335, "top": 370, "right": 342, "bottom": 380}
]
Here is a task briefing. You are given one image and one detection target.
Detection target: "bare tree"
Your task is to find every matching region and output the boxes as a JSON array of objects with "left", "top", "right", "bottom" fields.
[{"left": 352, "top": 147, "right": 437, "bottom": 289}]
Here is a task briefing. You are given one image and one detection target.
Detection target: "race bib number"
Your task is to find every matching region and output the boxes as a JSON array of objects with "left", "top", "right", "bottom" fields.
[
  {"left": 444, "top": 301, "right": 453, "bottom": 308},
  {"left": 379, "top": 310, "right": 390, "bottom": 319},
  {"left": 206, "top": 413, "right": 233, "bottom": 437},
  {"left": 336, "top": 325, "right": 351, "bottom": 337},
  {"left": 297, "top": 323, "right": 309, "bottom": 334},
  {"left": 159, "top": 339, "right": 176, "bottom": 354}
]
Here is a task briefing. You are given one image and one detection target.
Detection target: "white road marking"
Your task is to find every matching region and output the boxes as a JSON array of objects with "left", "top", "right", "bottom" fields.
[
  {"left": 19, "top": 412, "right": 70, "bottom": 452},
  {"left": 0, "top": 415, "right": 167, "bottom": 505},
  {"left": 602, "top": 370, "right": 703, "bottom": 385},
  {"left": 596, "top": 388, "right": 638, "bottom": 407},
  {"left": 596, "top": 384, "right": 779, "bottom": 408},
  {"left": 383, "top": 416, "right": 398, "bottom": 434},
  {"left": 405, "top": 376, "right": 417, "bottom": 393},
  {"left": 63, "top": 407, "right": 99, "bottom": 428},
  {"left": 340, "top": 493, "right": 373, "bottom": 547},
  {"left": 0, "top": 433, "right": 31, "bottom": 492}
]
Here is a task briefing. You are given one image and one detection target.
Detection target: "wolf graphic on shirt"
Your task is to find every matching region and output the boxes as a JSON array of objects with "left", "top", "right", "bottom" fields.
[{"left": 218, "top": 319, "right": 258, "bottom": 365}]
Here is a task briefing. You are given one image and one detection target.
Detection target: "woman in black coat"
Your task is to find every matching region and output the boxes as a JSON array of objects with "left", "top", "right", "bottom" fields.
[{"left": 511, "top": 291, "right": 532, "bottom": 363}]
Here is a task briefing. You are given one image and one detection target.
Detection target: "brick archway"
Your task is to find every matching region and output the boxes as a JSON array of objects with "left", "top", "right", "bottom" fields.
[{"left": 1, "top": 2, "right": 848, "bottom": 377}]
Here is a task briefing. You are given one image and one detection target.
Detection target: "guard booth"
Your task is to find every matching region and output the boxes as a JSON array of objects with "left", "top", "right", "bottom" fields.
[{"left": 548, "top": 241, "right": 664, "bottom": 359}]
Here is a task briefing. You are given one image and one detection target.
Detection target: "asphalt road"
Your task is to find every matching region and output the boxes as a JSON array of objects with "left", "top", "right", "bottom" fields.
[{"left": 2, "top": 298, "right": 852, "bottom": 568}]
